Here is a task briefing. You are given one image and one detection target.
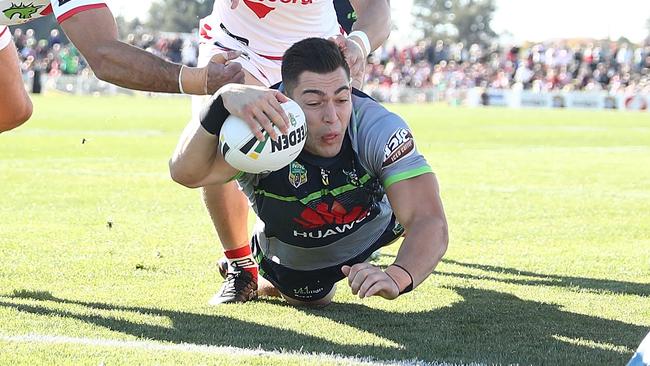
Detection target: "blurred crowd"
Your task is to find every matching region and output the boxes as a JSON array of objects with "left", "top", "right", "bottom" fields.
[
  {"left": 368, "top": 40, "right": 650, "bottom": 95},
  {"left": 12, "top": 27, "right": 650, "bottom": 95}
]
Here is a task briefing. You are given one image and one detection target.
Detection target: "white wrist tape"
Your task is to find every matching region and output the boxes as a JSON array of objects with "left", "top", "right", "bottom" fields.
[
  {"left": 178, "top": 65, "right": 186, "bottom": 94},
  {"left": 348, "top": 30, "right": 371, "bottom": 56}
]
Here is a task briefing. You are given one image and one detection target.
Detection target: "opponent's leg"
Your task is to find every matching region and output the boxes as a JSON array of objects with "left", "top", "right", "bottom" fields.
[
  {"left": 203, "top": 68, "right": 266, "bottom": 304},
  {"left": 0, "top": 35, "right": 33, "bottom": 132}
]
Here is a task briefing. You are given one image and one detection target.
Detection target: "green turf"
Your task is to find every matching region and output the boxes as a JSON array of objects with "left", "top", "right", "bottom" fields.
[{"left": 1, "top": 95, "right": 648, "bottom": 365}]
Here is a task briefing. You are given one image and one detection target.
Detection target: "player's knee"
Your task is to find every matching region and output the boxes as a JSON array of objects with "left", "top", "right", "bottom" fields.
[{"left": 0, "top": 98, "right": 33, "bottom": 133}]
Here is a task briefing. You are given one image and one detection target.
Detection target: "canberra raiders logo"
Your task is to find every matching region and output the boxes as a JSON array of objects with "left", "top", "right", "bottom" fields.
[
  {"left": 288, "top": 161, "right": 307, "bottom": 188},
  {"left": 3, "top": 2, "right": 44, "bottom": 20}
]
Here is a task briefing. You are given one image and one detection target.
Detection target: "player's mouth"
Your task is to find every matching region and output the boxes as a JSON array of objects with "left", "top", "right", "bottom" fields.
[{"left": 321, "top": 133, "right": 340, "bottom": 144}]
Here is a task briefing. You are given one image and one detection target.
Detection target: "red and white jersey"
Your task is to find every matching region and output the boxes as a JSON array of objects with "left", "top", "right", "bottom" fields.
[
  {"left": 203, "top": 0, "right": 341, "bottom": 58},
  {"left": 0, "top": 25, "right": 10, "bottom": 49},
  {"left": 0, "top": 0, "right": 106, "bottom": 25}
]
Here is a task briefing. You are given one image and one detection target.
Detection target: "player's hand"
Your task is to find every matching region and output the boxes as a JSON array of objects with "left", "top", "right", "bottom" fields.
[
  {"left": 220, "top": 84, "right": 290, "bottom": 141},
  {"left": 230, "top": 0, "right": 240, "bottom": 9},
  {"left": 329, "top": 35, "right": 367, "bottom": 90},
  {"left": 342, "top": 263, "right": 399, "bottom": 300},
  {"left": 205, "top": 51, "right": 246, "bottom": 94}
]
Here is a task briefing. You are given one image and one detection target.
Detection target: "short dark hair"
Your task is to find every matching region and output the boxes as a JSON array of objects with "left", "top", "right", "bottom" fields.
[{"left": 281, "top": 38, "right": 350, "bottom": 96}]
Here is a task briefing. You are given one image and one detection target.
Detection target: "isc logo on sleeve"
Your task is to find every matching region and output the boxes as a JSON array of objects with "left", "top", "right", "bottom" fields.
[{"left": 382, "top": 128, "right": 415, "bottom": 168}]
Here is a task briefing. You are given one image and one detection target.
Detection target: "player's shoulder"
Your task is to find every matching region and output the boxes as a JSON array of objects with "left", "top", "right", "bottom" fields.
[{"left": 350, "top": 89, "right": 406, "bottom": 140}]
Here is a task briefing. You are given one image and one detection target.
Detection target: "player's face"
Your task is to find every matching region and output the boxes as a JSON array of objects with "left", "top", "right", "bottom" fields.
[{"left": 293, "top": 68, "right": 352, "bottom": 158}]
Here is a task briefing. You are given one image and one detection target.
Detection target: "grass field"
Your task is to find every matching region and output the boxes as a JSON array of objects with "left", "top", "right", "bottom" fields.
[{"left": 1, "top": 94, "right": 649, "bottom": 365}]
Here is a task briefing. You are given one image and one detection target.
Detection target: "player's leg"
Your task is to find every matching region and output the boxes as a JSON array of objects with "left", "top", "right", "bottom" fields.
[{"left": 0, "top": 28, "right": 33, "bottom": 132}]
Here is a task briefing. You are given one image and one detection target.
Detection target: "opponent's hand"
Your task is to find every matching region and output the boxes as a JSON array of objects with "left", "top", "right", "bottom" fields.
[
  {"left": 342, "top": 263, "right": 399, "bottom": 300},
  {"left": 206, "top": 51, "right": 246, "bottom": 94},
  {"left": 330, "top": 35, "right": 367, "bottom": 90},
  {"left": 220, "top": 84, "right": 290, "bottom": 141}
]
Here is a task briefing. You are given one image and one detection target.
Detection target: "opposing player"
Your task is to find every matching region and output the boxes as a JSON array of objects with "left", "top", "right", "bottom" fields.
[
  {"left": 171, "top": 38, "right": 448, "bottom": 306},
  {"left": 0, "top": 0, "right": 245, "bottom": 132},
  {"left": 191, "top": 0, "right": 392, "bottom": 304}
]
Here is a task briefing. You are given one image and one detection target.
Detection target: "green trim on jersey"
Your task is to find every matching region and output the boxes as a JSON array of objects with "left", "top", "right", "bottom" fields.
[
  {"left": 228, "top": 171, "right": 245, "bottom": 182},
  {"left": 383, "top": 166, "right": 433, "bottom": 189},
  {"left": 254, "top": 174, "right": 373, "bottom": 204}
]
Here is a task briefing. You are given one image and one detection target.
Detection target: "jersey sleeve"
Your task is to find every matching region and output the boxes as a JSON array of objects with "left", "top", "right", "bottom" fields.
[
  {"left": 353, "top": 96, "right": 433, "bottom": 189},
  {"left": 51, "top": 0, "right": 108, "bottom": 24},
  {"left": 0, "top": 26, "right": 10, "bottom": 50}
]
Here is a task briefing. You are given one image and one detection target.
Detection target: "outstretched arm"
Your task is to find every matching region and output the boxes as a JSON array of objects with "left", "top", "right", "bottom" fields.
[
  {"left": 61, "top": 7, "right": 245, "bottom": 94},
  {"left": 343, "top": 173, "right": 448, "bottom": 299},
  {"left": 384, "top": 173, "right": 448, "bottom": 291}
]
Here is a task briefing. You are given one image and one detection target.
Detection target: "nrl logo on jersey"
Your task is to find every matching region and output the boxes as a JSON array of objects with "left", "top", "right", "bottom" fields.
[
  {"left": 288, "top": 161, "right": 307, "bottom": 188},
  {"left": 3, "top": 2, "right": 44, "bottom": 20}
]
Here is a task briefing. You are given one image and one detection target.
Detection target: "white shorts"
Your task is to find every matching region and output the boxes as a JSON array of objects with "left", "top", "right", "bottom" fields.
[
  {"left": 192, "top": 16, "right": 284, "bottom": 120},
  {"left": 0, "top": 26, "right": 11, "bottom": 51}
]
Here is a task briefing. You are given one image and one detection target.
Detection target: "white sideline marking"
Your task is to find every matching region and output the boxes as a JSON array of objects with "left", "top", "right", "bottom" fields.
[{"left": 0, "top": 333, "right": 466, "bottom": 366}]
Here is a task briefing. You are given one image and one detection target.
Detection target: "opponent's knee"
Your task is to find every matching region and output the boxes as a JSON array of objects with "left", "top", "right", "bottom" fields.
[{"left": 0, "top": 98, "right": 33, "bottom": 132}]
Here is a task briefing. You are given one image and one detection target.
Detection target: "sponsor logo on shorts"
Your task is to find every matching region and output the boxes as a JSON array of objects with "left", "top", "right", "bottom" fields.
[
  {"left": 382, "top": 128, "right": 415, "bottom": 168},
  {"left": 293, "top": 285, "right": 324, "bottom": 299}
]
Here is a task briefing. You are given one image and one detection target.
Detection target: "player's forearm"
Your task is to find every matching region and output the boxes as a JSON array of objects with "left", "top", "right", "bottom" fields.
[
  {"left": 170, "top": 122, "right": 221, "bottom": 188},
  {"left": 89, "top": 40, "right": 182, "bottom": 93},
  {"left": 350, "top": 0, "right": 391, "bottom": 51},
  {"left": 392, "top": 216, "right": 448, "bottom": 289}
]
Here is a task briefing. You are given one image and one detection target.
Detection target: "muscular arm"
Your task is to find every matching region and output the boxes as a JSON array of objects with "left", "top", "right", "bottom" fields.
[
  {"left": 61, "top": 7, "right": 243, "bottom": 94},
  {"left": 343, "top": 172, "right": 448, "bottom": 299},
  {"left": 170, "top": 84, "right": 289, "bottom": 188},
  {"left": 385, "top": 173, "right": 448, "bottom": 290},
  {"left": 169, "top": 116, "right": 239, "bottom": 189},
  {"left": 349, "top": 0, "right": 391, "bottom": 52}
]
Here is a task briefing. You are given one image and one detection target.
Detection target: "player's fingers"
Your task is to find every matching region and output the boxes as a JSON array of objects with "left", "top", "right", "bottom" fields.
[
  {"left": 265, "top": 101, "right": 289, "bottom": 134},
  {"left": 274, "top": 91, "right": 290, "bottom": 104},
  {"left": 210, "top": 51, "right": 241, "bottom": 64},
  {"left": 364, "top": 281, "right": 387, "bottom": 298},
  {"left": 341, "top": 265, "right": 351, "bottom": 276},
  {"left": 329, "top": 35, "right": 347, "bottom": 49},
  {"left": 253, "top": 108, "right": 278, "bottom": 141},
  {"left": 348, "top": 266, "right": 373, "bottom": 295},
  {"left": 357, "top": 272, "right": 384, "bottom": 298},
  {"left": 243, "top": 115, "right": 264, "bottom": 141}
]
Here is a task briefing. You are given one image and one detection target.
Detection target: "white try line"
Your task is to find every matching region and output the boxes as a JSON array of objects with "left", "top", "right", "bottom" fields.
[{"left": 0, "top": 333, "right": 470, "bottom": 366}]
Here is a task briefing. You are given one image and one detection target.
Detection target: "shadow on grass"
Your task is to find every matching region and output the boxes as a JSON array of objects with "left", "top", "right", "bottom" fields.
[
  {"left": 440, "top": 259, "right": 650, "bottom": 297},
  {"left": 1, "top": 285, "right": 646, "bottom": 365}
]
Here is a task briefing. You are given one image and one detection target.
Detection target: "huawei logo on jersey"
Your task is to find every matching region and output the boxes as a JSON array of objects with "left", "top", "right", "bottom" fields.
[
  {"left": 295, "top": 200, "right": 369, "bottom": 229},
  {"left": 243, "top": 0, "right": 314, "bottom": 19}
]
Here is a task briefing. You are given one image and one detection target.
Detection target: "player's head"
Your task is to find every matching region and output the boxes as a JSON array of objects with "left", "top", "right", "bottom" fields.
[{"left": 281, "top": 38, "right": 352, "bottom": 158}]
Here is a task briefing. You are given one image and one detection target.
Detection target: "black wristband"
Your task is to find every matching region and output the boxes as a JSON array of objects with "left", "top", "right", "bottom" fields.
[
  {"left": 199, "top": 94, "right": 230, "bottom": 136},
  {"left": 391, "top": 264, "right": 414, "bottom": 295}
]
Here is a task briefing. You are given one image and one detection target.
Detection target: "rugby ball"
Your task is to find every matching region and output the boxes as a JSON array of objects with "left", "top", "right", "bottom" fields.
[{"left": 219, "top": 99, "right": 306, "bottom": 174}]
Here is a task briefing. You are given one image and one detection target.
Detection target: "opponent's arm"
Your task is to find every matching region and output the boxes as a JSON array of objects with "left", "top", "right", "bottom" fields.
[
  {"left": 334, "top": 0, "right": 390, "bottom": 88},
  {"left": 349, "top": 0, "right": 391, "bottom": 53},
  {"left": 170, "top": 84, "right": 290, "bottom": 188},
  {"left": 61, "top": 7, "right": 245, "bottom": 94}
]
